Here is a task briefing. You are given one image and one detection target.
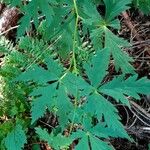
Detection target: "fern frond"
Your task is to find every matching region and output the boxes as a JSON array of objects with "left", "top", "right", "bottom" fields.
[{"left": 0, "top": 36, "right": 14, "bottom": 54}]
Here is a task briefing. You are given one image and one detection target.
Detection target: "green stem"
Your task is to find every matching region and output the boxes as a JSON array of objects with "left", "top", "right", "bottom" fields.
[
  {"left": 69, "top": 0, "right": 79, "bottom": 134},
  {"left": 73, "top": 0, "right": 79, "bottom": 17},
  {"left": 59, "top": 72, "right": 68, "bottom": 81},
  {"left": 71, "top": 0, "right": 79, "bottom": 74}
]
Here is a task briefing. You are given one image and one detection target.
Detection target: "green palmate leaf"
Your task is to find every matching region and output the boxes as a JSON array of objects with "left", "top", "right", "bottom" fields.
[
  {"left": 109, "top": 19, "right": 121, "bottom": 30},
  {"left": 30, "top": 71, "right": 91, "bottom": 125},
  {"left": 104, "top": 0, "right": 131, "bottom": 21},
  {"left": 36, "top": 128, "right": 51, "bottom": 143},
  {"left": 104, "top": 28, "right": 135, "bottom": 74},
  {"left": 61, "top": 72, "right": 92, "bottom": 96},
  {"left": 82, "top": 49, "right": 131, "bottom": 138},
  {"left": 81, "top": 0, "right": 135, "bottom": 74},
  {"left": 84, "top": 48, "right": 110, "bottom": 87},
  {"left": 90, "top": 123, "right": 122, "bottom": 138},
  {"left": 72, "top": 130, "right": 113, "bottom": 150},
  {"left": 16, "top": 58, "right": 64, "bottom": 84},
  {"left": 81, "top": 0, "right": 104, "bottom": 33},
  {"left": 84, "top": 94, "right": 129, "bottom": 138},
  {"left": 36, "top": 128, "right": 73, "bottom": 150},
  {"left": 90, "top": 28, "right": 104, "bottom": 50},
  {"left": 17, "top": 14, "right": 31, "bottom": 38},
  {"left": 74, "top": 133, "right": 89, "bottom": 150},
  {"left": 16, "top": 64, "right": 56, "bottom": 84},
  {"left": 45, "top": 59, "right": 64, "bottom": 77},
  {"left": 31, "top": 81, "right": 73, "bottom": 127},
  {"left": 82, "top": 0, "right": 102, "bottom": 25},
  {"left": 43, "top": 16, "right": 75, "bottom": 57},
  {"left": 37, "top": 4, "right": 74, "bottom": 41},
  {"left": 30, "top": 83, "right": 57, "bottom": 123},
  {"left": 4, "top": 125, "right": 27, "bottom": 150},
  {"left": 56, "top": 30, "right": 73, "bottom": 58},
  {"left": 90, "top": 135, "right": 113, "bottom": 150},
  {"left": 54, "top": 14, "right": 78, "bottom": 58},
  {"left": 82, "top": 1, "right": 134, "bottom": 74},
  {"left": 99, "top": 75, "right": 150, "bottom": 106},
  {"left": 16, "top": 0, "right": 56, "bottom": 37},
  {"left": 16, "top": 57, "right": 91, "bottom": 126},
  {"left": 55, "top": 85, "right": 73, "bottom": 128}
]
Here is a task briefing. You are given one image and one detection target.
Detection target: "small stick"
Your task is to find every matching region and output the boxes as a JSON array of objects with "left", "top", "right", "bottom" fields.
[{"left": 122, "top": 11, "right": 143, "bottom": 41}]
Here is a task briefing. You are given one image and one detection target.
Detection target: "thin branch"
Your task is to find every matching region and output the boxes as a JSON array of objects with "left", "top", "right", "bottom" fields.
[{"left": 122, "top": 11, "right": 143, "bottom": 41}]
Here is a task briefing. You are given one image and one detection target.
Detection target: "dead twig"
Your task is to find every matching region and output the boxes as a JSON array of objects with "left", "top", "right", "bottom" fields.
[{"left": 122, "top": 11, "right": 143, "bottom": 41}]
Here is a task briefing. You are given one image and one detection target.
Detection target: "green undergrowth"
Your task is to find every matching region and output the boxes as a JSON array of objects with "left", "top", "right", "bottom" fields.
[{"left": 0, "top": 0, "right": 150, "bottom": 150}]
